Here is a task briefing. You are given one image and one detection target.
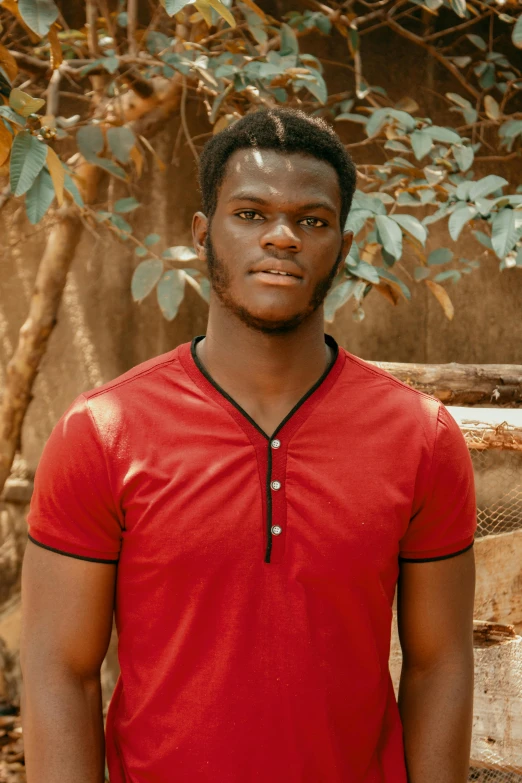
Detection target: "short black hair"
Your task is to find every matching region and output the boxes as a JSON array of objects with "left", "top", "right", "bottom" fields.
[{"left": 198, "top": 108, "right": 357, "bottom": 229}]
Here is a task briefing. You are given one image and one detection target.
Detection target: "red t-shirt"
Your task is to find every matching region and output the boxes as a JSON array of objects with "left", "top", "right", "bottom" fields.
[{"left": 27, "top": 335, "right": 476, "bottom": 783}]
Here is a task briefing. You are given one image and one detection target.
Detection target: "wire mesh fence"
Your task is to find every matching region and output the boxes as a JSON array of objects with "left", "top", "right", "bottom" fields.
[{"left": 459, "top": 410, "right": 522, "bottom": 783}]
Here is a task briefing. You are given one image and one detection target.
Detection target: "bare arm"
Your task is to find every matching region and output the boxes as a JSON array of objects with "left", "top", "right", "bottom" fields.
[
  {"left": 397, "top": 548, "right": 475, "bottom": 783},
  {"left": 21, "top": 541, "right": 116, "bottom": 783}
]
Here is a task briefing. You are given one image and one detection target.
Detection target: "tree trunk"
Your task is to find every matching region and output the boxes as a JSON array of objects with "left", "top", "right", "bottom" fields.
[
  {"left": 371, "top": 361, "right": 522, "bottom": 406},
  {"left": 0, "top": 211, "right": 83, "bottom": 492}
]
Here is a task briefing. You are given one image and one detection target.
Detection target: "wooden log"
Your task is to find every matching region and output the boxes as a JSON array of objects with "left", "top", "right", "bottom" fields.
[
  {"left": 447, "top": 407, "right": 522, "bottom": 452},
  {"left": 389, "top": 619, "right": 522, "bottom": 773},
  {"left": 370, "top": 361, "right": 522, "bottom": 406},
  {"left": 475, "top": 531, "right": 522, "bottom": 629}
]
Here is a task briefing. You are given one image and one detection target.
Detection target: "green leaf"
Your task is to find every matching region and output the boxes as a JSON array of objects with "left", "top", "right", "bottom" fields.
[
  {"left": 280, "top": 23, "right": 299, "bottom": 56},
  {"left": 298, "top": 71, "right": 328, "bottom": 104},
  {"left": 77, "top": 125, "right": 104, "bottom": 160},
  {"left": 107, "top": 126, "right": 135, "bottom": 164},
  {"left": 513, "top": 14, "right": 522, "bottom": 48},
  {"left": 449, "top": 0, "right": 466, "bottom": 18},
  {"left": 135, "top": 246, "right": 148, "bottom": 257},
  {"left": 102, "top": 56, "right": 120, "bottom": 74},
  {"left": 347, "top": 260, "right": 380, "bottom": 284},
  {"left": 428, "top": 248, "right": 453, "bottom": 265},
  {"left": 145, "top": 233, "right": 161, "bottom": 247},
  {"left": 90, "top": 156, "right": 127, "bottom": 179},
  {"left": 18, "top": 0, "right": 59, "bottom": 37},
  {"left": 448, "top": 205, "right": 476, "bottom": 241},
  {"left": 466, "top": 34, "right": 487, "bottom": 50},
  {"left": 0, "top": 106, "right": 26, "bottom": 127},
  {"left": 157, "top": 269, "right": 186, "bottom": 320},
  {"left": 452, "top": 144, "right": 474, "bottom": 172},
  {"left": 410, "top": 130, "right": 432, "bottom": 160},
  {"left": 390, "top": 214, "right": 427, "bottom": 246},
  {"left": 9, "top": 131, "right": 47, "bottom": 197},
  {"left": 425, "top": 126, "right": 461, "bottom": 144},
  {"left": 434, "top": 270, "right": 461, "bottom": 283},
  {"left": 484, "top": 95, "right": 500, "bottom": 120},
  {"left": 161, "top": 0, "right": 192, "bottom": 15},
  {"left": 451, "top": 144, "right": 475, "bottom": 171},
  {"left": 491, "top": 208, "right": 520, "bottom": 259},
  {"left": 324, "top": 280, "right": 356, "bottom": 322},
  {"left": 25, "top": 167, "right": 55, "bottom": 224},
  {"left": 132, "top": 259, "right": 164, "bottom": 302},
  {"left": 375, "top": 214, "right": 403, "bottom": 260},
  {"left": 499, "top": 119, "right": 522, "bottom": 151},
  {"left": 64, "top": 173, "right": 84, "bottom": 207},
  {"left": 365, "top": 108, "right": 388, "bottom": 138},
  {"left": 414, "top": 267, "right": 430, "bottom": 281},
  {"left": 473, "top": 230, "right": 492, "bottom": 249},
  {"left": 110, "top": 214, "right": 132, "bottom": 235},
  {"left": 345, "top": 209, "right": 373, "bottom": 236},
  {"left": 446, "top": 92, "right": 473, "bottom": 109},
  {"left": 114, "top": 197, "right": 141, "bottom": 213},
  {"left": 469, "top": 175, "right": 508, "bottom": 201}
]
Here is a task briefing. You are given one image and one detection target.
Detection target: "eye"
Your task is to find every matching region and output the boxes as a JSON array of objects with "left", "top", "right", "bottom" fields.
[
  {"left": 237, "top": 210, "right": 263, "bottom": 220},
  {"left": 300, "top": 217, "right": 327, "bottom": 227}
]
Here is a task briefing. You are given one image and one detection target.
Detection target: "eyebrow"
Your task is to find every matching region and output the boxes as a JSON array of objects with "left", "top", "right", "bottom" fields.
[{"left": 227, "top": 192, "right": 337, "bottom": 216}]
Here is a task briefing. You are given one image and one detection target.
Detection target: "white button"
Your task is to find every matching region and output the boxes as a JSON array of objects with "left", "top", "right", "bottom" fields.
[
  {"left": 271, "top": 480, "right": 281, "bottom": 491},
  {"left": 271, "top": 439, "right": 281, "bottom": 449},
  {"left": 271, "top": 525, "right": 282, "bottom": 536}
]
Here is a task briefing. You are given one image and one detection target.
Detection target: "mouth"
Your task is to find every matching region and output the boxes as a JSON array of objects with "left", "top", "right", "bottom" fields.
[{"left": 250, "top": 269, "right": 302, "bottom": 286}]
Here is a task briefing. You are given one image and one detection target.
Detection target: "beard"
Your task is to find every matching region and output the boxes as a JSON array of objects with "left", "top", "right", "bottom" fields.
[{"left": 204, "top": 234, "right": 343, "bottom": 335}]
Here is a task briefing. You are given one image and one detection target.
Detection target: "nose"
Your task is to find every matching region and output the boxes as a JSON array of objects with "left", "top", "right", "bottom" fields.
[{"left": 260, "top": 219, "right": 302, "bottom": 253}]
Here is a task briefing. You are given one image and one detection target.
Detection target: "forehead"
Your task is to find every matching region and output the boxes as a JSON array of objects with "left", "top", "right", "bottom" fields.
[{"left": 218, "top": 148, "right": 341, "bottom": 211}]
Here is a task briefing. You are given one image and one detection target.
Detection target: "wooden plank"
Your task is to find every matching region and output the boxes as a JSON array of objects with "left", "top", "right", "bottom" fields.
[
  {"left": 475, "top": 531, "right": 522, "bottom": 629},
  {"left": 446, "top": 408, "right": 522, "bottom": 451},
  {"left": 389, "top": 619, "right": 522, "bottom": 772},
  {"left": 370, "top": 361, "right": 522, "bottom": 406}
]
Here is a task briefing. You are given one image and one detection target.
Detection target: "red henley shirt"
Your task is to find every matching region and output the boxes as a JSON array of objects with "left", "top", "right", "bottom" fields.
[{"left": 27, "top": 335, "right": 476, "bottom": 783}]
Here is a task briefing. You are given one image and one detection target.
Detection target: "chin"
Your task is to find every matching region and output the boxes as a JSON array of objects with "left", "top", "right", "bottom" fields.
[{"left": 234, "top": 303, "right": 313, "bottom": 335}]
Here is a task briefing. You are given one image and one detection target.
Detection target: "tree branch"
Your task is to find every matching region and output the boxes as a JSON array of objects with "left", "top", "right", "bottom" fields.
[{"left": 385, "top": 17, "right": 480, "bottom": 100}]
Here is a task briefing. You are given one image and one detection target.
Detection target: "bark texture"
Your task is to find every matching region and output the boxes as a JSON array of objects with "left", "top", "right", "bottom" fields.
[{"left": 371, "top": 361, "right": 522, "bottom": 406}]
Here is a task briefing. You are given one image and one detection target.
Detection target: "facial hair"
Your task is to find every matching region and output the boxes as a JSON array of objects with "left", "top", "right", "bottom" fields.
[{"left": 204, "top": 233, "right": 343, "bottom": 335}]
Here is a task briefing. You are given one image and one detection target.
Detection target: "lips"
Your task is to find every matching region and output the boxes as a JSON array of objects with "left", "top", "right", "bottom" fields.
[{"left": 249, "top": 259, "right": 303, "bottom": 279}]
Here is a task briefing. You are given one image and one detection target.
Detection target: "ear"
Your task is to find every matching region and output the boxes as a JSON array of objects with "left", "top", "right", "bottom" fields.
[
  {"left": 342, "top": 230, "right": 353, "bottom": 260},
  {"left": 192, "top": 212, "right": 209, "bottom": 262}
]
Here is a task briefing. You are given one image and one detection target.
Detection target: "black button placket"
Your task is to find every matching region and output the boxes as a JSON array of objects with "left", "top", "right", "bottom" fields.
[{"left": 264, "top": 436, "right": 287, "bottom": 564}]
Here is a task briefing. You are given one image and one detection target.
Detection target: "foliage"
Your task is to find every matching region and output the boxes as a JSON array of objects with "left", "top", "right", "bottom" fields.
[{"left": 0, "top": 0, "right": 521, "bottom": 323}]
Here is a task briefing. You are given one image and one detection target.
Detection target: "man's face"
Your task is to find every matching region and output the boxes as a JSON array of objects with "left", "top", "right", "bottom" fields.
[{"left": 193, "top": 149, "right": 353, "bottom": 334}]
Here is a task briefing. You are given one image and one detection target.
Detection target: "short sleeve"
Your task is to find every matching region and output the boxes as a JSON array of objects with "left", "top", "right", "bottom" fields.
[
  {"left": 27, "top": 394, "right": 123, "bottom": 563},
  {"left": 399, "top": 404, "right": 477, "bottom": 562}
]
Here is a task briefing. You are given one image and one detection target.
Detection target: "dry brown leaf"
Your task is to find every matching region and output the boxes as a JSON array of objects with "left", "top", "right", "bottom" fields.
[
  {"left": 130, "top": 145, "right": 143, "bottom": 178},
  {"left": 0, "top": 0, "right": 40, "bottom": 42},
  {"left": 0, "top": 118, "right": 12, "bottom": 167},
  {"left": 373, "top": 282, "right": 400, "bottom": 306},
  {"left": 46, "top": 145, "right": 64, "bottom": 205},
  {"left": 0, "top": 43, "right": 17, "bottom": 82},
  {"left": 361, "top": 242, "right": 380, "bottom": 264},
  {"left": 425, "top": 279, "right": 454, "bottom": 320},
  {"left": 48, "top": 23, "right": 63, "bottom": 70},
  {"left": 240, "top": 0, "right": 267, "bottom": 21},
  {"left": 483, "top": 95, "right": 500, "bottom": 121}
]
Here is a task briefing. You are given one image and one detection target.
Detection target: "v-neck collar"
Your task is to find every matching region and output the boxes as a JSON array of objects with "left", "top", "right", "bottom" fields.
[{"left": 184, "top": 333, "right": 343, "bottom": 442}]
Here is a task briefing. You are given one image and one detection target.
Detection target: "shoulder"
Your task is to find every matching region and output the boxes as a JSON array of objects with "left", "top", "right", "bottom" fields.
[
  {"left": 83, "top": 345, "right": 184, "bottom": 403},
  {"left": 337, "top": 346, "right": 443, "bottom": 440}
]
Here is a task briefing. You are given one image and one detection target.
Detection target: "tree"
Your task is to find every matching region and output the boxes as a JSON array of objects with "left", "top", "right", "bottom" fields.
[{"left": 0, "top": 0, "right": 521, "bottom": 491}]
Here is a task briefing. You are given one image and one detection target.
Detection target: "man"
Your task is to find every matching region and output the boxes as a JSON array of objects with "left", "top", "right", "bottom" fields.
[{"left": 21, "top": 108, "right": 476, "bottom": 783}]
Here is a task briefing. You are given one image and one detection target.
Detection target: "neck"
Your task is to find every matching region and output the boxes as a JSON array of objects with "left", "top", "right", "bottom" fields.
[{"left": 198, "top": 297, "right": 331, "bottom": 405}]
